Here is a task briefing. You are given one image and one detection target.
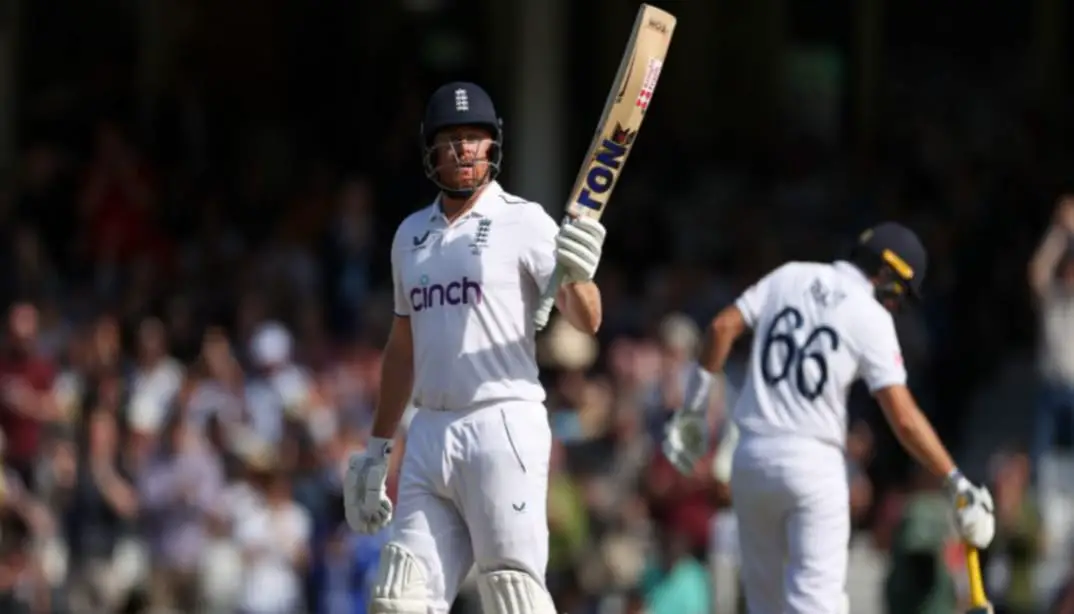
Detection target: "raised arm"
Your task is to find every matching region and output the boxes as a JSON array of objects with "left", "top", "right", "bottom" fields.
[
  {"left": 555, "top": 281, "right": 602, "bottom": 335},
  {"left": 523, "top": 205, "right": 605, "bottom": 335},
  {"left": 1029, "top": 196, "right": 1074, "bottom": 299}
]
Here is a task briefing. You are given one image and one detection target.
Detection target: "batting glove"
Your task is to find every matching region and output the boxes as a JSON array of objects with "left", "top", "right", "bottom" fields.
[
  {"left": 344, "top": 437, "right": 394, "bottom": 534},
  {"left": 555, "top": 217, "right": 606, "bottom": 283},
  {"left": 663, "top": 410, "right": 709, "bottom": 475},
  {"left": 946, "top": 470, "right": 996, "bottom": 549},
  {"left": 662, "top": 364, "right": 718, "bottom": 475}
]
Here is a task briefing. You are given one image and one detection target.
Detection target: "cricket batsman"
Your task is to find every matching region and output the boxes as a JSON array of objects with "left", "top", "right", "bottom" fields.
[
  {"left": 342, "top": 82, "right": 604, "bottom": 614},
  {"left": 662, "top": 223, "right": 996, "bottom": 613}
]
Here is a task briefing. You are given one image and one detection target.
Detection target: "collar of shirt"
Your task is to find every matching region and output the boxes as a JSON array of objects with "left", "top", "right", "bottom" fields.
[
  {"left": 833, "top": 260, "right": 873, "bottom": 291},
  {"left": 428, "top": 181, "right": 504, "bottom": 224}
]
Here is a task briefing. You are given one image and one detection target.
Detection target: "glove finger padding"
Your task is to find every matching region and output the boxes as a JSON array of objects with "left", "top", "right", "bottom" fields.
[
  {"left": 554, "top": 225, "right": 605, "bottom": 252},
  {"left": 556, "top": 227, "right": 603, "bottom": 255},
  {"left": 558, "top": 220, "right": 604, "bottom": 256},
  {"left": 557, "top": 237, "right": 600, "bottom": 268},
  {"left": 355, "top": 499, "right": 393, "bottom": 535},
  {"left": 564, "top": 216, "right": 607, "bottom": 242},
  {"left": 555, "top": 217, "right": 606, "bottom": 283}
]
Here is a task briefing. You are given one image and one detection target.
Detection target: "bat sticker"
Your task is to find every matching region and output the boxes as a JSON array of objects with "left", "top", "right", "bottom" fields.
[
  {"left": 636, "top": 58, "right": 663, "bottom": 112},
  {"left": 575, "top": 124, "right": 637, "bottom": 211}
]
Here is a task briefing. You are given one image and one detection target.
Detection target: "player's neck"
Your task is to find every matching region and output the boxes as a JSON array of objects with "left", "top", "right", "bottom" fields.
[{"left": 440, "top": 185, "right": 487, "bottom": 222}]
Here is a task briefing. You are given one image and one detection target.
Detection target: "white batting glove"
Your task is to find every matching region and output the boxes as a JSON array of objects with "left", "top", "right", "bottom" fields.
[
  {"left": 556, "top": 217, "right": 606, "bottom": 283},
  {"left": 662, "top": 365, "right": 718, "bottom": 475},
  {"left": 663, "top": 410, "right": 709, "bottom": 475},
  {"left": 344, "top": 437, "right": 394, "bottom": 534},
  {"left": 946, "top": 471, "right": 996, "bottom": 549}
]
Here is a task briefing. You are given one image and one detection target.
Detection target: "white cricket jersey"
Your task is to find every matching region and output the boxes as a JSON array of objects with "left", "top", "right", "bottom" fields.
[
  {"left": 391, "top": 181, "right": 559, "bottom": 410},
  {"left": 732, "top": 260, "right": 907, "bottom": 449}
]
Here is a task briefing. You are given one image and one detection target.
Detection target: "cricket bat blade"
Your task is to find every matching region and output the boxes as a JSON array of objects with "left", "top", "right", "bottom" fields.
[{"left": 533, "top": 3, "right": 676, "bottom": 330}]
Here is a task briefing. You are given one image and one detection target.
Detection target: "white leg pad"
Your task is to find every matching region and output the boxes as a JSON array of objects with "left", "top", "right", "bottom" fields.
[
  {"left": 370, "top": 543, "right": 429, "bottom": 614},
  {"left": 839, "top": 593, "right": 849, "bottom": 614},
  {"left": 476, "top": 570, "right": 557, "bottom": 614}
]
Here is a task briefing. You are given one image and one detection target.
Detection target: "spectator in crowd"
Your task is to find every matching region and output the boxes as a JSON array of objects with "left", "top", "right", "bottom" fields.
[
  {"left": 641, "top": 314, "right": 708, "bottom": 445},
  {"left": 139, "top": 411, "right": 224, "bottom": 612},
  {"left": 318, "top": 527, "right": 388, "bottom": 614},
  {"left": 198, "top": 447, "right": 273, "bottom": 614},
  {"left": 884, "top": 468, "right": 959, "bottom": 614},
  {"left": 234, "top": 463, "right": 312, "bottom": 614},
  {"left": 65, "top": 408, "right": 143, "bottom": 613},
  {"left": 1028, "top": 196, "right": 1074, "bottom": 479},
  {"left": 244, "top": 321, "right": 315, "bottom": 446},
  {"left": 322, "top": 176, "right": 377, "bottom": 336},
  {"left": 639, "top": 526, "right": 711, "bottom": 614},
  {"left": 546, "top": 438, "right": 589, "bottom": 597},
  {"left": 77, "top": 121, "right": 166, "bottom": 288},
  {"left": 185, "top": 326, "right": 246, "bottom": 433},
  {"left": 128, "top": 316, "right": 184, "bottom": 436},
  {"left": 0, "top": 429, "right": 55, "bottom": 614},
  {"left": 988, "top": 449, "right": 1041, "bottom": 614},
  {"left": 0, "top": 303, "right": 58, "bottom": 490}
]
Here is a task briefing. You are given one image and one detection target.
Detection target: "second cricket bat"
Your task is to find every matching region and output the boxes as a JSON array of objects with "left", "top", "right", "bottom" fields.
[
  {"left": 965, "top": 546, "right": 993, "bottom": 613},
  {"left": 533, "top": 3, "right": 676, "bottom": 330},
  {"left": 956, "top": 490, "right": 993, "bottom": 613}
]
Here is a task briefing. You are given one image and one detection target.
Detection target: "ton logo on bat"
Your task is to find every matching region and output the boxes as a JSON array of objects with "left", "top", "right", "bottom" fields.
[{"left": 574, "top": 124, "right": 637, "bottom": 211}]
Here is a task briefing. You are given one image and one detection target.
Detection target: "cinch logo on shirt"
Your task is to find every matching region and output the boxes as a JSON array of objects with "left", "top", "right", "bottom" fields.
[{"left": 410, "top": 275, "right": 483, "bottom": 311}]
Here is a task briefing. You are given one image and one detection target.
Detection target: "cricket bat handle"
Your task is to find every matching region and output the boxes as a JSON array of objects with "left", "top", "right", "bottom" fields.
[
  {"left": 533, "top": 267, "right": 565, "bottom": 330},
  {"left": 965, "top": 545, "right": 993, "bottom": 613}
]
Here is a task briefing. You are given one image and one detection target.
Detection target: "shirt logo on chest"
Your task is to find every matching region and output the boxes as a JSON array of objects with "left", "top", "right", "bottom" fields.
[
  {"left": 410, "top": 274, "right": 484, "bottom": 312},
  {"left": 413, "top": 231, "right": 431, "bottom": 248},
  {"left": 470, "top": 219, "right": 492, "bottom": 255}
]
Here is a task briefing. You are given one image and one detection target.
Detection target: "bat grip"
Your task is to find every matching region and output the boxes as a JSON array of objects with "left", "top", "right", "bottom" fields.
[
  {"left": 965, "top": 545, "right": 989, "bottom": 607},
  {"left": 533, "top": 267, "right": 564, "bottom": 330}
]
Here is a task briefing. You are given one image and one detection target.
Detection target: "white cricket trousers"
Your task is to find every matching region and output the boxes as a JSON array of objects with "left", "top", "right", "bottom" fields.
[
  {"left": 390, "top": 401, "right": 552, "bottom": 613},
  {"left": 729, "top": 434, "right": 849, "bottom": 614}
]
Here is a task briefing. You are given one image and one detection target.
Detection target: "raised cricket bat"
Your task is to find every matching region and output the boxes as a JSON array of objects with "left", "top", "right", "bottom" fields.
[{"left": 532, "top": 3, "right": 676, "bottom": 330}]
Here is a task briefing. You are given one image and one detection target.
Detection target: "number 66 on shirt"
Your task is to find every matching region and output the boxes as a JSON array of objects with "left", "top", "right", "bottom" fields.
[{"left": 759, "top": 306, "right": 841, "bottom": 402}]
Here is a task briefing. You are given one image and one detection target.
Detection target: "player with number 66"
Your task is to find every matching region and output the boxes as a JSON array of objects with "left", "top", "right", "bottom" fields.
[{"left": 661, "top": 222, "right": 996, "bottom": 614}]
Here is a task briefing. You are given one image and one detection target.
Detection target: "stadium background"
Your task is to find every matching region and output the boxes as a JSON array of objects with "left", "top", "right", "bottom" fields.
[{"left": 0, "top": 0, "right": 1070, "bottom": 612}]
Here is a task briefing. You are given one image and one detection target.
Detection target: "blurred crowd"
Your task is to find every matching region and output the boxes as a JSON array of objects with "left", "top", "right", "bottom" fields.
[
  {"left": 0, "top": 115, "right": 1069, "bottom": 614},
  {"left": 0, "top": 115, "right": 398, "bottom": 614},
  {"left": 5, "top": 9, "right": 1074, "bottom": 614}
]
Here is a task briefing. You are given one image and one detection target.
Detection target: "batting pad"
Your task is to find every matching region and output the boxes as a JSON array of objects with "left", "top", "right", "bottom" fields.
[
  {"left": 477, "top": 570, "right": 557, "bottom": 614},
  {"left": 370, "top": 543, "right": 428, "bottom": 614}
]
